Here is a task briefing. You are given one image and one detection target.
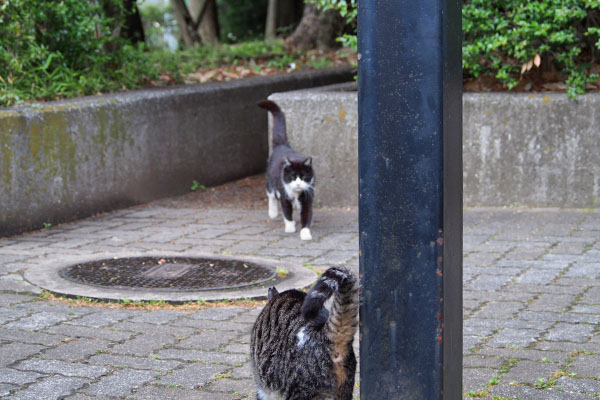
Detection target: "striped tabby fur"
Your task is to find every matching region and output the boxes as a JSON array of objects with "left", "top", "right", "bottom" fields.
[{"left": 250, "top": 266, "right": 359, "bottom": 400}]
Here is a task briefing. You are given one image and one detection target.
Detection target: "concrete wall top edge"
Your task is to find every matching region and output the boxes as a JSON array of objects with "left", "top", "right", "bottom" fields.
[{"left": 0, "top": 67, "right": 356, "bottom": 116}]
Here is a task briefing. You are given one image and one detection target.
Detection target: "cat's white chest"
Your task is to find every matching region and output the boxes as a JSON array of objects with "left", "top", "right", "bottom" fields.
[{"left": 296, "top": 327, "right": 310, "bottom": 348}]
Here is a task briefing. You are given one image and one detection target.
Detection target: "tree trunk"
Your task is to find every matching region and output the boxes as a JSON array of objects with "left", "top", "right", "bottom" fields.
[
  {"left": 265, "top": 0, "right": 278, "bottom": 39},
  {"left": 266, "top": 0, "right": 303, "bottom": 39},
  {"left": 287, "top": 3, "right": 344, "bottom": 49},
  {"left": 170, "top": 0, "right": 202, "bottom": 47},
  {"left": 121, "top": 0, "right": 145, "bottom": 44},
  {"left": 189, "top": 0, "right": 220, "bottom": 44}
]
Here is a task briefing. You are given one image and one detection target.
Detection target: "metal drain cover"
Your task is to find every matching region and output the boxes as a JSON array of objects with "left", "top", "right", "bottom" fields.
[{"left": 59, "top": 257, "right": 277, "bottom": 291}]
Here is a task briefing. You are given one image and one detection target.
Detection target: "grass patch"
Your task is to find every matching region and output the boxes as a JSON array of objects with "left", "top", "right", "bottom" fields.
[
  {"left": 38, "top": 290, "right": 266, "bottom": 310},
  {"left": 276, "top": 267, "right": 289, "bottom": 278}
]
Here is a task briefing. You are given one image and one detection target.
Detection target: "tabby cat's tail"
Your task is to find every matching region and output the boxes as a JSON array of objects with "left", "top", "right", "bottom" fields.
[
  {"left": 257, "top": 100, "right": 289, "bottom": 147},
  {"left": 301, "top": 266, "right": 359, "bottom": 345}
]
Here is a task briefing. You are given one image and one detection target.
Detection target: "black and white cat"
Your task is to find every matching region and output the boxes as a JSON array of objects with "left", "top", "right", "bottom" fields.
[
  {"left": 258, "top": 100, "right": 315, "bottom": 241},
  {"left": 250, "top": 266, "right": 359, "bottom": 400}
]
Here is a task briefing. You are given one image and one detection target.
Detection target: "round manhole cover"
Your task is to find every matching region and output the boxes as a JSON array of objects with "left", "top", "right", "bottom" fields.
[{"left": 59, "top": 257, "right": 277, "bottom": 291}]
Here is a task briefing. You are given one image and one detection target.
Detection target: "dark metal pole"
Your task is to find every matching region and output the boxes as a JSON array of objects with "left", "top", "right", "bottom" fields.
[{"left": 358, "top": 0, "right": 462, "bottom": 398}]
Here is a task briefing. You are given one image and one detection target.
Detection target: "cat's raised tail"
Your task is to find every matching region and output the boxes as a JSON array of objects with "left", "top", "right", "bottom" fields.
[
  {"left": 257, "top": 100, "right": 289, "bottom": 147},
  {"left": 301, "top": 266, "right": 359, "bottom": 346}
]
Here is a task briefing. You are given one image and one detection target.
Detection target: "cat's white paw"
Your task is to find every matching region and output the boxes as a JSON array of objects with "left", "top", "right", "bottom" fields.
[
  {"left": 284, "top": 219, "right": 296, "bottom": 233},
  {"left": 267, "top": 191, "right": 278, "bottom": 219},
  {"left": 300, "top": 228, "right": 312, "bottom": 241},
  {"left": 268, "top": 206, "right": 278, "bottom": 219}
]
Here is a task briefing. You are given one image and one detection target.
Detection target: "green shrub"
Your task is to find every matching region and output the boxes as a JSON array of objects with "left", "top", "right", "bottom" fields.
[
  {"left": 0, "top": 0, "right": 155, "bottom": 106},
  {"left": 463, "top": 0, "right": 600, "bottom": 97},
  {"left": 314, "top": 0, "right": 599, "bottom": 96}
]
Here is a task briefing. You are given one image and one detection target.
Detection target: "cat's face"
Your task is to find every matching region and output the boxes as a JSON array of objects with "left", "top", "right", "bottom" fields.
[{"left": 282, "top": 157, "right": 314, "bottom": 194}]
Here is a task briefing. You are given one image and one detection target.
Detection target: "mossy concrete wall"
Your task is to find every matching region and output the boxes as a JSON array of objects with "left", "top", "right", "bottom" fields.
[
  {"left": 0, "top": 68, "right": 354, "bottom": 236},
  {"left": 271, "top": 85, "right": 600, "bottom": 208}
]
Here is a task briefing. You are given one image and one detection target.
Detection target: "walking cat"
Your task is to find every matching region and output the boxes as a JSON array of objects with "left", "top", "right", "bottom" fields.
[
  {"left": 258, "top": 100, "right": 315, "bottom": 241},
  {"left": 250, "top": 266, "right": 359, "bottom": 400}
]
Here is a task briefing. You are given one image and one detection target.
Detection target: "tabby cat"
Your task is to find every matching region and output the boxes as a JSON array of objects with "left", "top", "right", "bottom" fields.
[
  {"left": 250, "top": 266, "right": 359, "bottom": 400},
  {"left": 258, "top": 100, "right": 315, "bottom": 241}
]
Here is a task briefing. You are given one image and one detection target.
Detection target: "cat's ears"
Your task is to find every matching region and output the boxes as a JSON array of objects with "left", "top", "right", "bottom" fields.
[
  {"left": 268, "top": 287, "right": 279, "bottom": 301},
  {"left": 284, "top": 157, "right": 311, "bottom": 167}
]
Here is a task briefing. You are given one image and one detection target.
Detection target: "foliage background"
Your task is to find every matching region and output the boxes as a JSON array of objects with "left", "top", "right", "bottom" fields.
[
  {"left": 1, "top": 0, "right": 599, "bottom": 107},
  {"left": 462, "top": 0, "right": 600, "bottom": 97},
  {"left": 0, "top": 0, "right": 151, "bottom": 105}
]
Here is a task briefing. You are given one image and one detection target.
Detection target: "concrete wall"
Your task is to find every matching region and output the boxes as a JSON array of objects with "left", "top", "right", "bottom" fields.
[
  {"left": 0, "top": 68, "right": 354, "bottom": 236},
  {"left": 270, "top": 85, "right": 600, "bottom": 208}
]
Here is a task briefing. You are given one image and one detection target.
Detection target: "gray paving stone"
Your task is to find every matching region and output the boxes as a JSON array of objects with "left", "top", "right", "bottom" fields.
[
  {"left": 463, "top": 355, "right": 504, "bottom": 369},
  {"left": 67, "top": 309, "right": 142, "bottom": 328},
  {"left": 489, "top": 383, "right": 591, "bottom": 399},
  {"left": 535, "top": 340, "right": 600, "bottom": 354},
  {"left": 0, "top": 293, "right": 35, "bottom": 307},
  {"left": 1, "top": 202, "right": 599, "bottom": 398},
  {"left": 0, "top": 368, "right": 44, "bottom": 384},
  {"left": 10, "top": 375, "right": 87, "bottom": 400},
  {"left": 41, "top": 338, "right": 110, "bottom": 361},
  {"left": 224, "top": 240, "right": 268, "bottom": 254},
  {"left": 464, "top": 275, "right": 513, "bottom": 291},
  {"left": 156, "top": 363, "right": 229, "bottom": 389},
  {"left": 174, "top": 319, "right": 251, "bottom": 332},
  {"left": 109, "top": 334, "right": 177, "bottom": 357},
  {"left": 544, "top": 322, "right": 597, "bottom": 342},
  {"left": 555, "top": 277, "right": 600, "bottom": 288},
  {"left": 13, "top": 301, "right": 94, "bottom": 316},
  {"left": 110, "top": 321, "right": 195, "bottom": 337},
  {"left": 230, "top": 361, "right": 253, "bottom": 379},
  {"left": 128, "top": 310, "right": 187, "bottom": 325},
  {"left": 470, "top": 301, "right": 524, "bottom": 320},
  {"left": 486, "top": 328, "right": 542, "bottom": 348},
  {"left": 0, "top": 307, "right": 31, "bottom": 324},
  {"left": 82, "top": 369, "right": 160, "bottom": 397},
  {"left": 0, "top": 275, "right": 42, "bottom": 294},
  {"left": 555, "top": 376, "right": 600, "bottom": 396},
  {"left": 515, "top": 268, "right": 561, "bottom": 285},
  {"left": 4, "top": 311, "right": 71, "bottom": 331},
  {"left": 476, "top": 347, "right": 570, "bottom": 363},
  {"left": 205, "top": 378, "right": 255, "bottom": 396},
  {"left": 0, "top": 343, "right": 46, "bottom": 367},
  {"left": 571, "top": 304, "right": 600, "bottom": 313},
  {"left": 87, "top": 353, "right": 181, "bottom": 371},
  {"left": 568, "top": 354, "right": 600, "bottom": 378},
  {"left": 462, "top": 367, "right": 497, "bottom": 394},
  {"left": 462, "top": 325, "right": 495, "bottom": 337},
  {"left": 13, "top": 358, "right": 108, "bottom": 378},
  {"left": 500, "top": 360, "right": 559, "bottom": 385},
  {"left": 520, "top": 311, "right": 600, "bottom": 324},
  {"left": 0, "top": 383, "right": 17, "bottom": 397},
  {"left": 45, "top": 324, "right": 135, "bottom": 342},
  {"left": 156, "top": 349, "right": 248, "bottom": 365},
  {"left": 527, "top": 293, "right": 577, "bottom": 312},
  {"left": 130, "top": 385, "right": 234, "bottom": 400},
  {"left": 565, "top": 262, "right": 600, "bottom": 278},
  {"left": 175, "top": 331, "right": 238, "bottom": 351},
  {"left": 187, "top": 307, "right": 247, "bottom": 321},
  {"left": 496, "top": 259, "right": 570, "bottom": 269},
  {"left": 222, "top": 342, "right": 251, "bottom": 354}
]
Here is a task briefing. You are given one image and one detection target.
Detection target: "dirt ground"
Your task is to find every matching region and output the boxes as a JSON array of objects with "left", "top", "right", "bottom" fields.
[{"left": 147, "top": 173, "right": 268, "bottom": 210}]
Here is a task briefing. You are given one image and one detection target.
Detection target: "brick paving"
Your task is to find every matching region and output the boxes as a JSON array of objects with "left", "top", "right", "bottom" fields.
[{"left": 0, "top": 202, "right": 599, "bottom": 399}]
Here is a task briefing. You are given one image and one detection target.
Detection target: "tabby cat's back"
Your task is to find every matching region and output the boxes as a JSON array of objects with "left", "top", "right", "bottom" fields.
[{"left": 250, "top": 266, "right": 358, "bottom": 400}]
